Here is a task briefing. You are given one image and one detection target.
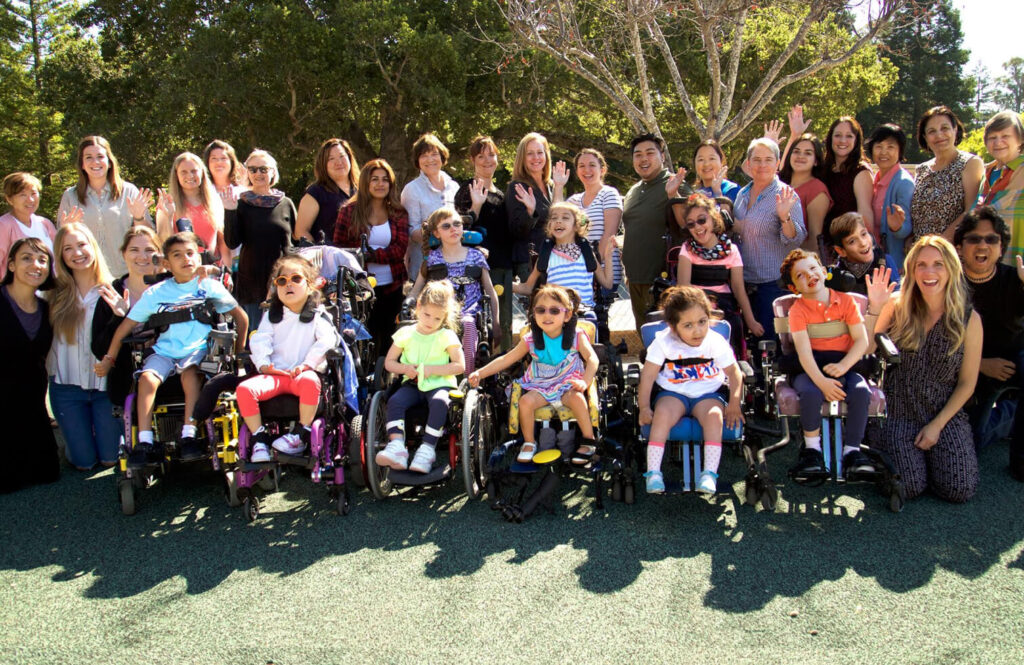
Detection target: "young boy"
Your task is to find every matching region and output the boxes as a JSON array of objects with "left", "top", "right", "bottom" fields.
[
  {"left": 825, "top": 212, "right": 900, "bottom": 296},
  {"left": 96, "top": 232, "right": 247, "bottom": 461}
]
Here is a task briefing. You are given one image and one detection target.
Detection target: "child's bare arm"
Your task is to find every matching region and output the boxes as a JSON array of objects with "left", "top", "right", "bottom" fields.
[
  {"left": 424, "top": 344, "right": 466, "bottom": 378},
  {"left": 578, "top": 334, "right": 599, "bottom": 388},
  {"left": 472, "top": 338, "right": 529, "bottom": 381},
  {"left": 513, "top": 268, "right": 540, "bottom": 295},
  {"left": 94, "top": 317, "right": 142, "bottom": 376},
  {"left": 408, "top": 272, "right": 426, "bottom": 300},
  {"left": 637, "top": 361, "right": 660, "bottom": 425},
  {"left": 677, "top": 254, "right": 692, "bottom": 285}
]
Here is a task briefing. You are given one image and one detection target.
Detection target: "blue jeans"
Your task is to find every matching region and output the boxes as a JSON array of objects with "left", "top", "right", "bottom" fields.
[
  {"left": 749, "top": 280, "right": 787, "bottom": 345},
  {"left": 49, "top": 381, "right": 122, "bottom": 468},
  {"left": 969, "top": 348, "right": 1024, "bottom": 462}
]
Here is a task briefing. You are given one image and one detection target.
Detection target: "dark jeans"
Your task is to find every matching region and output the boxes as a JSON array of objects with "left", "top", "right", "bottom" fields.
[
  {"left": 792, "top": 371, "right": 870, "bottom": 447},
  {"left": 385, "top": 384, "right": 450, "bottom": 447},
  {"left": 491, "top": 262, "right": 529, "bottom": 351},
  {"left": 968, "top": 349, "right": 1024, "bottom": 468},
  {"left": 748, "top": 280, "right": 787, "bottom": 346}
]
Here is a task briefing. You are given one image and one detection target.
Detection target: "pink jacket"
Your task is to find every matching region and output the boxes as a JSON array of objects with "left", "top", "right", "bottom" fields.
[{"left": 0, "top": 212, "right": 57, "bottom": 275}]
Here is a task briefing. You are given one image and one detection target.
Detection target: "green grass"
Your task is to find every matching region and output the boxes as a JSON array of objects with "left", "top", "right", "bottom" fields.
[{"left": 1, "top": 441, "right": 1022, "bottom": 664}]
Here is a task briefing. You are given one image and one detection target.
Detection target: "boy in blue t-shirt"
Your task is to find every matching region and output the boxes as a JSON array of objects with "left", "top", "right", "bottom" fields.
[{"left": 96, "top": 232, "right": 248, "bottom": 459}]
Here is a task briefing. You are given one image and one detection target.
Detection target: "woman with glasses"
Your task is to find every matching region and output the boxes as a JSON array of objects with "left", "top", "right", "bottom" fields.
[{"left": 222, "top": 149, "right": 296, "bottom": 327}]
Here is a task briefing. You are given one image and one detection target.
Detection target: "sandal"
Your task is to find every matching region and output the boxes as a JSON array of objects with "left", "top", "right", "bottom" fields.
[
  {"left": 571, "top": 439, "right": 598, "bottom": 465},
  {"left": 516, "top": 441, "right": 538, "bottom": 463}
]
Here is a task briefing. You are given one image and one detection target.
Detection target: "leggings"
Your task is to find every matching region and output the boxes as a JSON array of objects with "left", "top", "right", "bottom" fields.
[
  {"left": 462, "top": 314, "right": 478, "bottom": 374},
  {"left": 792, "top": 371, "right": 870, "bottom": 447},
  {"left": 236, "top": 371, "right": 322, "bottom": 419},
  {"left": 386, "top": 384, "right": 450, "bottom": 447}
]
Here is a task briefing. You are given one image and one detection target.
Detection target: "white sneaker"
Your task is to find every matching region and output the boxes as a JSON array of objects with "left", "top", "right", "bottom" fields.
[
  {"left": 250, "top": 442, "right": 272, "bottom": 463},
  {"left": 697, "top": 471, "right": 718, "bottom": 494},
  {"left": 272, "top": 432, "right": 307, "bottom": 456},
  {"left": 375, "top": 439, "right": 409, "bottom": 470},
  {"left": 409, "top": 445, "right": 436, "bottom": 474},
  {"left": 517, "top": 442, "right": 538, "bottom": 463}
]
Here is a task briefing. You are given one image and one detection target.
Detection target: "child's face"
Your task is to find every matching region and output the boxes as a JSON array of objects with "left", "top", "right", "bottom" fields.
[
  {"left": 433, "top": 215, "right": 463, "bottom": 245},
  {"left": 532, "top": 295, "right": 572, "bottom": 336},
  {"left": 123, "top": 234, "right": 160, "bottom": 278},
  {"left": 684, "top": 206, "right": 715, "bottom": 246},
  {"left": 274, "top": 267, "right": 311, "bottom": 311},
  {"left": 958, "top": 219, "right": 1002, "bottom": 276},
  {"left": 789, "top": 257, "right": 827, "bottom": 296},
  {"left": 835, "top": 224, "right": 874, "bottom": 263},
  {"left": 164, "top": 242, "right": 201, "bottom": 282},
  {"left": 415, "top": 302, "right": 446, "bottom": 335},
  {"left": 547, "top": 207, "right": 578, "bottom": 243},
  {"left": 672, "top": 305, "right": 710, "bottom": 347}
]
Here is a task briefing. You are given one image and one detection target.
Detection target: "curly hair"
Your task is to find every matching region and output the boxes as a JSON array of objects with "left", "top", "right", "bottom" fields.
[
  {"left": 779, "top": 248, "right": 823, "bottom": 289},
  {"left": 416, "top": 279, "right": 460, "bottom": 332},
  {"left": 672, "top": 193, "right": 726, "bottom": 245},
  {"left": 660, "top": 285, "right": 711, "bottom": 329}
]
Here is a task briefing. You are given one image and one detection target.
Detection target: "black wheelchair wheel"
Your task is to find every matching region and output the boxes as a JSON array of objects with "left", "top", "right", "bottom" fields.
[
  {"left": 337, "top": 490, "right": 350, "bottom": 516},
  {"left": 744, "top": 479, "right": 760, "bottom": 507},
  {"left": 760, "top": 484, "right": 778, "bottom": 512},
  {"left": 623, "top": 480, "right": 635, "bottom": 505},
  {"left": 611, "top": 476, "right": 623, "bottom": 502},
  {"left": 348, "top": 415, "right": 366, "bottom": 487},
  {"left": 119, "top": 478, "right": 136, "bottom": 516},
  {"left": 243, "top": 496, "right": 259, "bottom": 522},
  {"left": 888, "top": 478, "right": 906, "bottom": 513},
  {"left": 365, "top": 390, "right": 392, "bottom": 500},
  {"left": 461, "top": 389, "right": 495, "bottom": 501}
]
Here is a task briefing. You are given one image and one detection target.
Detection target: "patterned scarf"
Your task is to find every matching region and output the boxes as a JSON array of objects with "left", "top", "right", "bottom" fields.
[
  {"left": 687, "top": 233, "right": 732, "bottom": 261},
  {"left": 240, "top": 189, "right": 285, "bottom": 208},
  {"left": 553, "top": 242, "right": 582, "bottom": 261}
]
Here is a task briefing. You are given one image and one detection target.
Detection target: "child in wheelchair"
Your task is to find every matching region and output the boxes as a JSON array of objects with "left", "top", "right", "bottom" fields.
[
  {"left": 470, "top": 284, "right": 600, "bottom": 465},
  {"left": 824, "top": 212, "right": 901, "bottom": 296},
  {"left": 237, "top": 254, "right": 341, "bottom": 462},
  {"left": 781, "top": 248, "right": 875, "bottom": 477},
  {"left": 638, "top": 286, "right": 744, "bottom": 494},
  {"left": 408, "top": 206, "right": 500, "bottom": 374},
  {"left": 95, "top": 232, "right": 247, "bottom": 461},
  {"left": 375, "top": 280, "right": 465, "bottom": 474}
]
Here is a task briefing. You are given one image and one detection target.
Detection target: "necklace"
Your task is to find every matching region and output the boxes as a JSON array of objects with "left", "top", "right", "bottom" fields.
[{"left": 966, "top": 266, "right": 997, "bottom": 284}]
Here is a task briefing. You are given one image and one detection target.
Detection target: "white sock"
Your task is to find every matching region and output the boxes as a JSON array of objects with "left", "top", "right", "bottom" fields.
[
  {"left": 138, "top": 430, "right": 154, "bottom": 445},
  {"left": 843, "top": 445, "right": 860, "bottom": 457},
  {"left": 647, "top": 443, "right": 665, "bottom": 473},
  {"left": 804, "top": 435, "right": 821, "bottom": 452},
  {"left": 181, "top": 424, "right": 196, "bottom": 438},
  {"left": 703, "top": 442, "right": 722, "bottom": 474}
]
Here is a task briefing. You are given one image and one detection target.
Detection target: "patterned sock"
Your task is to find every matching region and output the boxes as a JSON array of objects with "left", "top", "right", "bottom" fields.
[
  {"left": 703, "top": 441, "right": 722, "bottom": 474},
  {"left": 804, "top": 435, "right": 822, "bottom": 451},
  {"left": 647, "top": 442, "right": 665, "bottom": 473}
]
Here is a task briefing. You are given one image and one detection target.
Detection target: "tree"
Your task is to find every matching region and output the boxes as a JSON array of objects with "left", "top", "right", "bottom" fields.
[
  {"left": 858, "top": 0, "right": 972, "bottom": 161},
  {"left": 994, "top": 57, "right": 1024, "bottom": 114},
  {"left": 966, "top": 62, "right": 994, "bottom": 121}
]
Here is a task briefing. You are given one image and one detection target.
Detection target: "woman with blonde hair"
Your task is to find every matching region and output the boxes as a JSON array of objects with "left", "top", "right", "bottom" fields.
[
  {"left": 156, "top": 152, "right": 229, "bottom": 266},
  {"left": 506, "top": 132, "right": 553, "bottom": 276},
  {"left": 866, "top": 235, "right": 982, "bottom": 502}
]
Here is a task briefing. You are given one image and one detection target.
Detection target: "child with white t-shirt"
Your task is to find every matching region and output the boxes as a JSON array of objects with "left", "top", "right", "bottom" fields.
[{"left": 637, "top": 285, "right": 744, "bottom": 494}]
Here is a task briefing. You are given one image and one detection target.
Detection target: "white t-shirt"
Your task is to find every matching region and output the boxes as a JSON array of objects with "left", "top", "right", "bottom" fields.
[
  {"left": 366, "top": 222, "right": 393, "bottom": 286},
  {"left": 645, "top": 326, "right": 735, "bottom": 397}
]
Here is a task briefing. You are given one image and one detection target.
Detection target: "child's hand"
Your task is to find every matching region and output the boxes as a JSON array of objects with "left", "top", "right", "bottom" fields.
[
  {"left": 403, "top": 364, "right": 419, "bottom": 381},
  {"left": 822, "top": 362, "right": 848, "bottom": 378},
  {"left": 552, "top": 161, "right": 571, "bottom": 188},
  {"left": 290, "top": 365, "right": 309, "bottom": 377},
  {"left": 744, "top": 315, "right": 765, "bottom": 338},
  {"left": 886, "top": 204, "right": 906, "bottom": 231},
  {"left": 725, "top": 401, "right": 745, "bottom": 429},
  {"left": 93, "top": 357, "right": 113, "bottom": 377},
  {"left": 259, "top": 364, "right": 289, "bottom": 376},
  {"left": 639, "top": 406, "right": 653, "bottom": 426},
  {"left": 865, "top": 266, "right": 896, "bottom": 312},
  {"left": 598, "top": 235, "right": 615, "bottom": 261},
  {"left": 195, "top": 265, "right": 219, "bottom": 281},
  {"left": 815, "top": 377, "right": 846, "bottom": 402},
  {"left": 468, "top": 371, "right": 481, "bottom": 387},
  {"left": 568, "top": 378, "right": 587, "bottom": 393},
  {"left": 665, "top": 167, "right": 688, "bottom": 198}
]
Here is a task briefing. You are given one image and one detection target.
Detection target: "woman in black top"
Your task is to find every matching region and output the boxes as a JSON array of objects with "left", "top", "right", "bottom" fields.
[
  {"left": 294, "top": 138, "right": 359, "bottom": 244},
  {"left": 0, "top": 238, "right": 59, "bottom": 492},
  {"left": 505, "top": 132, "right": 553, "bottom": 272},
  {"left": 222, "top": 149, "right": 296, "bottom": 327}
]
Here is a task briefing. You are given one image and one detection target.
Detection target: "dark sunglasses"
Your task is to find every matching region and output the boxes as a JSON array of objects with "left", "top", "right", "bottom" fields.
[
  {"left": 247, "top": 165, "right": 271, "bottom": 174},
  {"left": 686, "top": 216, "right": 710, "bottom": 229},
  {"left": 274, "top": 274, "right": 305, "bottom": 287},
  {"left": 534, "top": 305, "right": 567, "bottom": 316},
  {"left": 439, "top": 220, "right": 463, "bottom": 231},
  {"left": 963, "top": 233, "right": 1001, "bottom": 245}
]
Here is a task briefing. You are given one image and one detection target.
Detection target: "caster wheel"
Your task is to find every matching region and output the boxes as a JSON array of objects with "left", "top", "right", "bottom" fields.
[
  {"left": 611, "top": 477, "right": 623, "bottom": 502},
  {"left": 119, "top": 480, "right": 136, "bottom": 516},
  {"left": 888, "top": 480, "right": 905, "bottom": 513},
  {"left": 257, "top": 469, "right": 276, "bottom": 491},
  {"left": 744, "top": 480, "right": 759, "bottom": 506},
  {"left": 337, "top": 491, "right": 350, "bottom": 516},
  {"left": 623, "top": 481, "right": 635, "bottom": 505},
  {"left": 243, "top": 496, "right": 259, "bottom": 523},
  {"left": 760, "top": 484, "right": 778, "bottom": 512},
  {"left": 224, "top": 471, "right": 241, "bottom": 507}
]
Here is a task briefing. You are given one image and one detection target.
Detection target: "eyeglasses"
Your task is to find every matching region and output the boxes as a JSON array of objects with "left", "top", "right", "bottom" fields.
[
  {"left": 247, "top": 165, "right": 271, "bottom": 174},
  {"left": 963, "top": 233, "right": 1001, "bottom": 245},
  {"left": 534, "top": 305, "right": 566, "bottom": 316},
  {"left": 686, "top": 216, "right": 710, "bottom": 229},
  {"left": 274, "top": 274, "right": 305, "bottom": 287},
  {"left": 439, "top": 220, "right": 463, "bottom": 231}
]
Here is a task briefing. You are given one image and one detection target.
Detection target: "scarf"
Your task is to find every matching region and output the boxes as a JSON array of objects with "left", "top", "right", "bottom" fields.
[
  {"left": 240, "top": 189, "right": 285, "bottom": 208},
  {"left": 687, "top": 233, "right": 733, "bottom": 261},
  {"left": 553, "top": 242, "right": 582, "bottom": 261}
]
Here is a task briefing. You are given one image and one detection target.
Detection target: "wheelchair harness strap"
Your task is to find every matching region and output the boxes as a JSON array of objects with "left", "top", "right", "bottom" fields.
[
  {"left": 145, "top": 301, "right": 220, "bottom": 331},
  {"left": 773, "top": 317, "right": 849, "bottom": 338}
]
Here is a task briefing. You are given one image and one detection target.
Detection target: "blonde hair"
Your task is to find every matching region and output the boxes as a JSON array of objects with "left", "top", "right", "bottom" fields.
[
  {"left": 244, "top": 149, "right": 280, "bottom": 188},
  {"left": 159, "top": 152, "right": 224, "bottom": 241},
  {"left": 890, "top": 235, "right": 968, "bottom": 355},
  {"left": 546, "top": 202, "right": 588, "bottom": 241},
  {"left": 416, "top": 280, "right": 460, "bottom": 332},
  {"left": 511, "top": 132, "right": 551, "bottom": 186},
  {"left": 49, "top": 223, "right": 113, "bottom": 342}
]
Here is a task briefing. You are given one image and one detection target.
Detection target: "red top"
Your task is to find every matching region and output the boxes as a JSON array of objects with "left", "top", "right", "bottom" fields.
[
  {"left": 788, "top": 288, "right": 863, "bottom": 353},
  {"left": 332, "top": 202, "right": 410, "bottom": 291}
]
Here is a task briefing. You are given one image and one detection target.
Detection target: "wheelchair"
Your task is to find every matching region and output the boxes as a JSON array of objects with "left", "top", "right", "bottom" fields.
[
  {"left": 631, "top": 317, "right": 754, "bottom": 496},
  {"left": 417, "top": 259, "right": 501, "bottom": 374},
  {"left": 484, "top": 318, "right": 632, "bottom": 521},
  {"left": 743, "top": 292, "right": 906, "bottom": 512},
  {"left": 115, "top": 314, "right": 240, "bottom": 516}
]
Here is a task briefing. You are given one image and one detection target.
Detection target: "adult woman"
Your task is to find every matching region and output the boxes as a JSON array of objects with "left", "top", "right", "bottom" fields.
[
  {"left": 91, "top": 226, "right": 162, "bottom": 408},
  {"left": 1, "top": 172, "right": 59, "bottom": 274},
  {"left": 779, "top": 134, "right": 832, "bottom": 254},
  {"left": 865, "top": 124, "right": 914, "bottom": 267},
  {"left": 867, "top": 236, "right": 981, "bottom": 502},
  {"left": 692, "top": 139, "right": 740, "bottom": 203},
  {"left": 910, "top": 106, "right": 984, "bottom": 243},
  {"left": 454, "top": 136, "right": 513, "bottom": 349},
  {"left": 821, "top": 116, "right": 874, "bottom": 242},
  {"left": 979, "top": 111, "right": 1024, "bottom": 261},
  {"left": 295, "top": 138, "right": 359, "bottom": 244},
  {"left": 222, "top": 149, "right": 296, "bottom": 327},
  {"left": 155, "top": 152, "right": 229, "bottom": 266},
  {"left": 400, "top": 133, "right": 459, "bottom": 276},
  {"left": 333, "top": 159, "right": 409, "bottom": 354},
  {"left": 732, "top": 138, "right": 805, "bottom": 339},
  {"left": 1, "top": 238, "right": 59, "bottom": 492},
  {"left": 47, "top": 223, "right": 121, "bottom": 470},
  {"left": 561, "top": 149, "right": 624, "bottom": 287},
  {"left": 57, "top": 136, "right": 152, "bottom": 276},
  {"left": 203, "top": 140, "right": 247, "bottom": 197},
  {"left": 506, "top": 132, "right": 553, "bottom": 272}
]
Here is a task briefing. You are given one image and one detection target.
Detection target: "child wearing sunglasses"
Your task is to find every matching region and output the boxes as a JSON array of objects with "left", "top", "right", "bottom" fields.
[
  {"left": 669, "top": 193, "right": 762, "bottom": 355},
  {"left": 469, "top": 285, "right": 600, "bottom": 464},
  {"left": 236, "top": 254, "right": 341, "bottom": 461},
  {"left": 408, "top": 207, "right": 499, "bottom": 374}
]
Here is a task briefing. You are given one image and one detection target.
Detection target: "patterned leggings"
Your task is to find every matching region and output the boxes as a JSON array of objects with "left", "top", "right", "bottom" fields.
[
  {"left": 462, "top": 314, "right": 478, "bottom": 375},
  {"left": 878, "top": 413, "right": 979, "bottom": 502}
]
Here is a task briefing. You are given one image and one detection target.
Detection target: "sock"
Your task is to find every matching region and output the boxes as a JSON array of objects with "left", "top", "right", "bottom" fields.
[
  {"left": 181, "top": 424, "right": 196, "bottom": 438},
  {"left": 138, "top": 430, "right": 154, "bottom": 445},
  {"left": 303, "top": 424, "right": 312, "bottom": 432},
  {"left": 843, "top": 445, "right": 859, "bottom": 457},
  {"left": 647, "top": 442, "right": 665, "bottom": 473},
  {"left": 804, "top": 435, "right": 821, "bottom": 452},
  {"left": 703, "top": 441, "right": 722, "bottom": 474}
]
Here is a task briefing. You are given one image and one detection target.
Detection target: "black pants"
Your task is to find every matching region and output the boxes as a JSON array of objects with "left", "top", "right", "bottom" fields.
[{"left": 368, "top": 286, "right": 404, "bottom": 357}]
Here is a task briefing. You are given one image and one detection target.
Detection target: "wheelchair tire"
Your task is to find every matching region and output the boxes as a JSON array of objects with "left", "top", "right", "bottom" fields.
[
  {"left": 760, "top": 484, "right": 778, "bottom": 512},
  {"left": 119, "top": 479, "right": 136, "bottom": 516},
  {"left": 888, "top": 479, "right": 905, "bottom": 513},
  {"left": 365, "top": 390, "right": 392, "bottom": 500},
  {"left": 224, "top": 471, "right": 242, "bottom": 507},
  {"left": 623, "top": 481, "right": 635, "bottom": 505},
  {"left": 347, "top": 415, "right": 366, "bottom": 487},
  {"left": 337, "top": 490, "right": 350, "bottom": 516},
  {"left": 611, "top": 477, "right": 623, "bottom": 502},
  {"left": 460, "top": 388, "right": 493, "bottom": 501},
  {"left": 256, "top": 469, "right": 276, "bottom": 492},
  {"left": 744, "top": 480, "right": 759, "bottom": 507},
  {"left": 243, "top": 496, "right": 259, "bottom": 523},
  {"left": 371, "top": 356, "right": 387, "bottom": 394}
]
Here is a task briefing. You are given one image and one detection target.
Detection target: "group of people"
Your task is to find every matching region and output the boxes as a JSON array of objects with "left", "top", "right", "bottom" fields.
[{"left": 1, "top": 103, "right": 1021, "bottom": 504}]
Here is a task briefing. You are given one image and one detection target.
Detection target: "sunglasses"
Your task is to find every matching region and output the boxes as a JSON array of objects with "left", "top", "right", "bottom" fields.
[
  {"left": 247, "top": 165, "right": 271, "bottom": 174},
  {"left": 963, "top": 233, "right": 1001, "bottom": 245},
  {"left": 439, "top": 220, "right": 463, "bottom": 231},
  {"left": 274, "top": 274, "right": 305, "bottom": 287},
  {"left": 686, "top": 216, "right": 710, "bottom": 229},
  {"left": 534, "top": 305, "right": 567, "bottom": 316}
]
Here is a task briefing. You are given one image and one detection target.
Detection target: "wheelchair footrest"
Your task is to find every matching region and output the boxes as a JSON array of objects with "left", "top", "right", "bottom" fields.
[{"left": 387, "top": 464, "right": 452, "bottom": 486}]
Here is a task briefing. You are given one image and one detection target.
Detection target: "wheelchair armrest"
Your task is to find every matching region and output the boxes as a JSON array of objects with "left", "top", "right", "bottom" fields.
[
  {"left": 758, "top": 339, "right": 777, "bottom": 354},
  {"left": 625, "top": 363, "right": 641, "bottom": 387},
  {"left": 875, "top": 333, "right": 900, "bottom": 365},
  {"left": 738, "top": 360, "right": 756, "bottom": 384},
  {"left": 325, "top": 347, "right": 344, "bottom": 364}
]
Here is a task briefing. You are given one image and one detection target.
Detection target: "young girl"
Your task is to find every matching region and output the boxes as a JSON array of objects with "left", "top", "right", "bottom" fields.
[
  {"left": 637, "top": 286, "right": 743, "bottom": 494},
  {"left": 514, "top": 202, "right": 614, "bottom": 312},
  {"left": 375, "top": 280, "right": 465, "bottom": 474},
  {"left": 237, "top": 255, "right": 341, "bottom": 462},
  {"left": 780, "top": 249, "right": 874, "bottom": 478},
  {"left": 469, "top": 285, "right": 600, "bottom": 465},
  {"left": 671, "top": 193, "right": 763, "bottom": 354},
  {"left": 409, "top": 207, "right": 500, "bottom": 374}
]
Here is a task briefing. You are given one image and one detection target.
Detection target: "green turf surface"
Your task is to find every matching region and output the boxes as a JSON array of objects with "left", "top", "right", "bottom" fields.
[{"left": 2, "top": 442, "right": 1022, "bottom": 664}]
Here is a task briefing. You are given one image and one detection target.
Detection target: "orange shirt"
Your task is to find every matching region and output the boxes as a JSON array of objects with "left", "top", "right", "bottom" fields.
[{"left": 788, "top": 289, "right": 863, "bottom": 353}]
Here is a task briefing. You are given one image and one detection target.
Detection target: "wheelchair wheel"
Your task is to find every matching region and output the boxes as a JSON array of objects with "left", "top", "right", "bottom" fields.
[
  {"left": 336, "top": 489, "right": 350, "bottom": 516},
  {"left": 256, "top": 469, "right": 276, "bottom": 491},
  {"left": 364, "top": 390, "right": 392, "bottom": 500},
  {"left": 460, "top": 388, "right": 494, "bottom": 501},
  {"left": 611, "top": 476, "right": 623, "bottom": 502},
  {"left": 224, "top": 471, "right": 242, "bottom": 507},
  {"left": 760, "top": 484, "right": 778, "bottom": 512},
  {"left": 118, "top": 478, "right": 136, "bottom": 516},
  {"left": 623, "top": 480, "right": 635, "bottom": 505},
  {"left": 347, "top": 415, "right": 367, "bottom": 487},
  {"left": 243, "top": 496, "right": 259, "bottom": 522},
  {"left": 371, "top": 356, "right": 387, "bottom": 394}
]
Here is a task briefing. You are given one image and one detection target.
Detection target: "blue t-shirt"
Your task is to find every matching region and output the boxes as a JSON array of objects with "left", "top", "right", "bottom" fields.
[
  {"left": 698, "top": 179, "right": 739, "bottom": 203},
  {"left": 128, "top": 276, "right": 237, "bottom": 360},
  {"left": 533, "top": 332, "right": 570, "bottom": 366}
]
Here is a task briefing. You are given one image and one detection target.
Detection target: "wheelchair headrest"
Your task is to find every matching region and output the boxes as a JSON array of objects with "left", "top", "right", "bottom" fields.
[{"left": 641, "top": 318, "right": 731, "bottom": 349}]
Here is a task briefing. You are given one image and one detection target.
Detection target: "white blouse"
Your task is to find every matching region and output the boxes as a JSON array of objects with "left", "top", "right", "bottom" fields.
[{"left": 47, "top": 285, "right": 107, "bottom": 391}]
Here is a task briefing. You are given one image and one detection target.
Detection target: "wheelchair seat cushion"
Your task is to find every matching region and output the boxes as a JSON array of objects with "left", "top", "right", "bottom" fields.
[
  {"left": 773, "top": 377, "right": 886, "bottom": 417},
  {"left": 641, "top": 419, "right": 743, "bottom": 442}
]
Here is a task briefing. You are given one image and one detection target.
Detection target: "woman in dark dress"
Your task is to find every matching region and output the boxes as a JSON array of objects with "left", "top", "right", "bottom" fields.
[
  {"left": 0, "top": 238, "right": 59, "bottom": 492},
  {"left": 822, "top": 116, "right": 874, "bottom": 243},
  {"left": 294, "top": 138, "right": 359, "bottom": 244}
]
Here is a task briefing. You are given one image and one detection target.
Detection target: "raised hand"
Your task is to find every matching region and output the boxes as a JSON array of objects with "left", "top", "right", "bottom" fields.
[
  {"left": 219, "top": 186, "right": 239, "bottom": 211},
  {"left": 665, "top": 167, "right": 688, "bottom": 198},
  {"left": 775, "top": 184, "right": 797, "bottom": 221},
  {"left": 887, "top": 204, "right": 906, "bottom": 232},
  {"left": 58, "top": 205, "right": 84, "bottom": 227},
  {"left": 864, "top": 266, "right": 896, "bottom": 313},
  {"left": 469, "top": 178, "right": 488, "bottom": 209},
  {"left": 98, "top": 284, "right": 129, "bottom": 317},
  {"left": 513, "top": 183, "right": 536, "bottom": 216},
  {"left": 157, "top": 188, "right": 176, "bottom": 220},
  {"left": 552, "top": 161, "right": 571, "bottom": 188},
  {"left": 1016, "top": 255, "right": 1024, "bottom": 284},
  {"left": 711, "top": 163, "right": 729, "bottom": 194},
  {"left": 127, "top": 187, "right": 153, "bottom": 221},
  {"left": 787, "top": 105, "right": 811, "bottom": 137},
  {"left": 763, "top": 119, "right": 785, "bottom": 145}
]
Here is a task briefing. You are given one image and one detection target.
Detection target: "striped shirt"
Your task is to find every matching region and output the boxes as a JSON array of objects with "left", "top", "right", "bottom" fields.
[
  {"left": 547, "top": 245, "right": 595, "bottom": 307},
  {"left": 733, "top": 177, "right": 806, "bottom": 284},
  {"left": 568, "top": 185, "right": 624, "bottom": 285}
]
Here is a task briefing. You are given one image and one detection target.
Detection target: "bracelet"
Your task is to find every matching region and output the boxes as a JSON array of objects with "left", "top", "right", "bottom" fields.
[{"left": 103, "top": 354, "right": 116, "bottom": 365}]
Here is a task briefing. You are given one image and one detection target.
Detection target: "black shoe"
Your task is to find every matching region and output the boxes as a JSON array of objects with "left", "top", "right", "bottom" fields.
[
  {"left": 842, "top": 450, "right": 874, "bottom": 476},
  {"left": 128, "top": 441, "right": 155, "bottom": 466},
  {"left": 791, "top": 447, "right": 826, "bottom": 476},
  {"left": 178, "top": 436, "right": 207, "bottom": 461}
]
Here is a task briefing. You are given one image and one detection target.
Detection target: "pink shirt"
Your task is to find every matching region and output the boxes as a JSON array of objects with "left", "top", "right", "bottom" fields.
[
  {"left": 185, "top": 202, "right": 218, "bottom": 251},
  {"left": 678, "top": 242, "right": 743, "bottom": 294},
  {"left": 0, "top": 212, "right": 57, "bottom": 275},
  {"left": 794, "top": 178, "right": 833, "bottom": 220},
  {"left": 871, "top": 167, "right": 898, "bottom": 245}
]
